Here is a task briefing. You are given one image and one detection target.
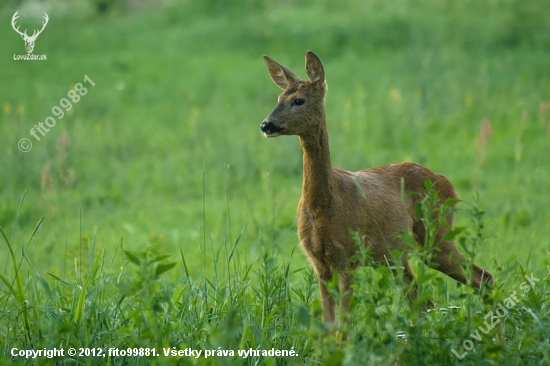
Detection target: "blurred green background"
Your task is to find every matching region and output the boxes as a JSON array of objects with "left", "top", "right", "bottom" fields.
[
  {"left": 1, "top": 1, "right": 550, "bottom": 364},
  {"left": 1, "top": 0, "right": 549, "bottom": 278}
]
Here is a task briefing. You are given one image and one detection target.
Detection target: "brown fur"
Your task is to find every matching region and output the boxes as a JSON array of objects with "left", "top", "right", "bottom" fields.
[{"left": 260, "top": 51, "right": 493, "bottom": 324}]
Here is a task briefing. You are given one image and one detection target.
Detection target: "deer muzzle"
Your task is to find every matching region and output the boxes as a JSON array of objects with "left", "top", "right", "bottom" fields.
[{"left": 260, "top": 121, "right": 284, "bottom": 137}]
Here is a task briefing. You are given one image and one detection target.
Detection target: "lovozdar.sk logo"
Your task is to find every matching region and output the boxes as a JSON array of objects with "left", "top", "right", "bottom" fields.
[{"left": 11, "top": 10, "right": 48, "bottom": 60}]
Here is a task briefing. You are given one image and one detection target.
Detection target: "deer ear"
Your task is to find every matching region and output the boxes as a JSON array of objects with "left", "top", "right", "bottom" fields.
[
  {"left": 263, "top": 56, "right": 301, "bottom": 89},
  {"left": 305, "top": 51, "right": 325, "bottom": 87}
]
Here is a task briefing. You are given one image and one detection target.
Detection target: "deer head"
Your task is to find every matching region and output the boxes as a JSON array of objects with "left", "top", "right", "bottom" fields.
[
  {"left": 261, "top": 51, "right": 327, "bottom": 137},
  {"left": 11, "top": 11, "right": 49, "bottom": 54}
]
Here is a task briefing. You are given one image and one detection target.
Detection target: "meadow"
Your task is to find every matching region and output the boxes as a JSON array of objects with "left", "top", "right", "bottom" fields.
[{"left": 0, "top": 0, "right": 549, "bottom": 364}]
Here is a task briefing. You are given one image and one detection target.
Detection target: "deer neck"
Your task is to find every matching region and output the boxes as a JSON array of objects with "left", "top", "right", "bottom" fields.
[{"left": 299, "top": 115, "right": 335, "bottom": 212}]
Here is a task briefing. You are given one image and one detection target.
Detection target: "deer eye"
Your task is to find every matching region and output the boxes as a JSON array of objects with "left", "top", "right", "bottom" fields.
[{"left": 293, "top": 98, "right": 305, "bottom": 106}]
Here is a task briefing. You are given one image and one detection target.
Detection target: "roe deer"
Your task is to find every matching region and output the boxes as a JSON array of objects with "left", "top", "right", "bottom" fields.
[{"left": 260, "top": 51, "right": 493, "bottom": 325}]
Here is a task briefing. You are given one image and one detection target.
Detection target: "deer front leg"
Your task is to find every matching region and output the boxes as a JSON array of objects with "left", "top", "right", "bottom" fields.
[
  {"left": 338, "top": 270, "right": 354, "bottom": 316},
  {"left": 319, "top": 279, "right": 336, "bottom": 323}
]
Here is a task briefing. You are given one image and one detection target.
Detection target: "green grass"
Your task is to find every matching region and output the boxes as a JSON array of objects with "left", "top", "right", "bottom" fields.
[{"left": 1, "top": 0, "right": 550, "bottom": 364}]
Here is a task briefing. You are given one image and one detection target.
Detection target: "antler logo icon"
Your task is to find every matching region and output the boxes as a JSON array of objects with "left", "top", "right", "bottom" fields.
[{"left": 11, "top": 11, "right": 49, "bottom": 54}]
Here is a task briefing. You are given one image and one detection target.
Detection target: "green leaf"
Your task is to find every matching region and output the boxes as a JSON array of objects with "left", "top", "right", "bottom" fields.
[
  {"left": 48, "top": 273, "right": 75, "bottom": 289},
  {"left": 124, "top": 250, "right": 141, "bottom": 265},
  {"left": 154, "top": 262, "right": 177, "bottom": 278},
  {"left": 443, "top": 227, "right": 465, "bottom": 241},
  {"left": 36, "top": 273, "right": 53, "bottom": 299},
  {"left": 150, "top": 254, "right": 171, "bottom": 264}
]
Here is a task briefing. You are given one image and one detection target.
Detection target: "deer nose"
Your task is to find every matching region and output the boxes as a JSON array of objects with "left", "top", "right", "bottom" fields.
[
  {"left": 260, "top": 121, "right": 272, "bottom": 133},
  {"left": 260, "top": 121, "right": 284, "bottom": 136}
]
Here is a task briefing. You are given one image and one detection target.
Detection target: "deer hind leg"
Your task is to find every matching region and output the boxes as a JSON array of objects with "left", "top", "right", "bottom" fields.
[
  {"left": 431, "top": 237, "right": 503, "bottom": 343},
  {"left": 429, "top": 238, "right": 493, "bottom": 292},
  {"left": 413, "top": 205, "right": 493, "bottom": 294}
]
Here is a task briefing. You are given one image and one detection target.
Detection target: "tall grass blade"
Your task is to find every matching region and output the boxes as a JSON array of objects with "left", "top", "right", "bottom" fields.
[
  {"left": 1, "top": 228, "right": 31, "bottom": 344},
  {"left": 74, "top": 250, "right": 102, "bottom": 327}
]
